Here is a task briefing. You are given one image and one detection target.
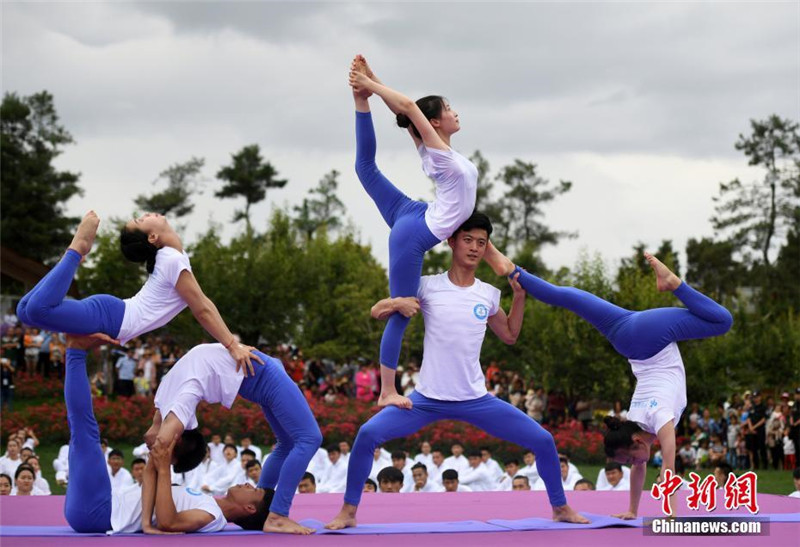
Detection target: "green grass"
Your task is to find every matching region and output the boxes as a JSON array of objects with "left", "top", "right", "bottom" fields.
[
  {"left": 578, "top": 464, "right": 796, "bottom": 496},
  {"left": 30, "top": 450, "right": 797, "bottom": 497}
]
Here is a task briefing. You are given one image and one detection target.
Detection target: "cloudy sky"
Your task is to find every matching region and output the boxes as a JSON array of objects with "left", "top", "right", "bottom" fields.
[{"left": 3, "top": 1, "right": 798, "bottom": 273}]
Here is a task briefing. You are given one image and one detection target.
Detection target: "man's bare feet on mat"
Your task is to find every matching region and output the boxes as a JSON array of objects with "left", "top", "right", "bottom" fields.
[
  {"left": 552, "top": 504, "right": 590, "bottom": 524},
  {"left": 325, "top": 504, "right": 358, "bottom": 530},
  {"left": 262, "top": 513, "right": 314, "bottom": 535}
]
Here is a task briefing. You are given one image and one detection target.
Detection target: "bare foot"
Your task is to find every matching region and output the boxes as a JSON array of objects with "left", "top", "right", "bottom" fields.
[
  {"left": 66, "top": 333, "right": 117, "bottom": 350},
  {"left": 552, "top": 504, "right": 590, "bottom": 524},
  {"left": 262, "top": 513, "right": 314, "bottom": 535},
  {"left": 68, "top": 211, "right": 100, "bottom": 256},
  {"left": 325, "top": 504, "right": 358, "bottom": 530},
  {"left": 483, "top": 241, "right": 515, "bottom": 276},
  {"left": 377, "top": 391, "right": 413, "bottom": 410},
  {"left": 351, "top": 56, "right": 372, "bottom": 100},
  {"left": 644, "top": 252, "right": 681, "bottom": 292}
]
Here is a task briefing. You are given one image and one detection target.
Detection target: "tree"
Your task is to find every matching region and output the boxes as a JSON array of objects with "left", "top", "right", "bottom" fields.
[
  {"left": 215, "top": 145, "right": 287, "bottom": 233},
  {"left": 292, "top": 170, "right": 346, "bottom": 240},
  {"left": 1, "top": 91, "right": 82, "bottom": 266},
  {"left": 685, "top": 237, "right": 741, "bottom": 301},
  {"left": 135, "top": 157, "right": 205, "bottom": 219},
  {"left": 494, "top": 160, "right": 575, "bottom": 255},
  {"left": 711, "top": 115, "right": 800, "bottom": 266}
]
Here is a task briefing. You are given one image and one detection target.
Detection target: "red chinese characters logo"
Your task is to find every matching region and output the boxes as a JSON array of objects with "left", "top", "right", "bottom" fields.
[
  {"left": 723, "top": 471, "right": 759, "bottom": 514},
  {"left": 650, "top": 469, "right": 682, "bottom": 515},
  {"left": 686, "top": 472, "right": 718, "bottom": 511}
]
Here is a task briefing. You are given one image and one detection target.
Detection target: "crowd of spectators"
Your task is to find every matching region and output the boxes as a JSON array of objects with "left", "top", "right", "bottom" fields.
[{"left": 2, "top": 309, "right": 798, "bottom": 499}]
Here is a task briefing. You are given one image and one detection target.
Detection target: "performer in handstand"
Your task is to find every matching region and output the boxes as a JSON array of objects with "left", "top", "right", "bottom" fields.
[{"left": 482, "top": 245, "right": 733, "bottom": 518}]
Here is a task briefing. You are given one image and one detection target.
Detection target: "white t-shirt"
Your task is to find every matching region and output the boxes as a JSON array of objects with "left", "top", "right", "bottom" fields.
[
  {"left": 413, "top": 453, "right": 433, "bottom": 469},
  {"left": 789, "top": 491, "right": 800, "bottom": 498},
  {"left": 418, "top": 145, "right": 478, "bottom": 241},
  {"left": 413, "top": 480, "right": 445, "bottom": 493},
  {"left": 626, "top": 343, "right": 687, "bottom": 435},
  {"left": 110, "top": 484, "right": 226, "bottom": 534},
  {"left": 416, "top": 273, "right": 500, "bottom": 401},
  {"left": 458, "top": 462, "right": 495, "bottom": 492},
  {"left": 595, "top": 465, "right": 631, "bottom": 490},
  {"left": 154, "top": 344, "right": 244, "bottom": 430},
  {"left": 442, "top": 454, "right": 470, "bottom": 475},
  {"left": 108, "top": 467, "right": 134, "bottom": 493},
  {"left": 118, "top": 247, "right": 192, "bottom": 345}
]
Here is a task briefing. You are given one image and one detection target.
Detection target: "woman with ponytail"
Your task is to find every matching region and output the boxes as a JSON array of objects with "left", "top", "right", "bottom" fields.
[
  {"left": 17, "top": 211, "right": 262, "bottom": 373},
  {"left": 483, "top": 246, "right": 733, "bottom": 518},
  {"left": 348, "top": 55, "right": 478, "bottom": 409}
]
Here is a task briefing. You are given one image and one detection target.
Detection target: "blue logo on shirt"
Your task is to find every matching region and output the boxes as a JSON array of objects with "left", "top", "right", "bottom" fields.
[
  {"left": 473, "top": 304, "right": 489, "bottom": 320},
  {"left": 649, "top": 399, "right": 658, "bottom": 408},
  {"left": 185, "top": 487, "right": 203, "bottom": 496}
]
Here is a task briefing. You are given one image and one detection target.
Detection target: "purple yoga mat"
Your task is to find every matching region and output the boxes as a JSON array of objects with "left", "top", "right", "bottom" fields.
[
  {"left": 489, "top": 512, "right": 644, "bottom": 530},
  {"left": 302, "top": 519, "right": 507, "bottom": 534}
]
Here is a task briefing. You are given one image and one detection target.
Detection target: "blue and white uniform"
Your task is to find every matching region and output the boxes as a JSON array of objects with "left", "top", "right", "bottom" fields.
[
  {"left": 355, "top": 112, "right": 477, "bottom": 370},
  {"left": 343, "top": 272, "right": 568, "bottom": 508}
]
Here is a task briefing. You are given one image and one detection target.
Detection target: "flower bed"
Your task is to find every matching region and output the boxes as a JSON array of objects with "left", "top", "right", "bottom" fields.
[
  {"left": 1, "top": 396, "right": 606, "bottom": 463},
  {"left": 12, "top": 374, "right": 64, "bottom": 400}
]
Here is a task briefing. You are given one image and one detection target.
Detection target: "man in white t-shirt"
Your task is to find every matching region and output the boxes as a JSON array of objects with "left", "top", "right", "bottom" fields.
[
  {"left": 596, "top": 462, "right": 630, "bottom": 491},
  {"left": 410, "top": 463, "right": 444, "bottom": 492},
  {"left": 441, "top": 469, "right": 472, "bottom": 492},
  {"left": 107, "top": 450, "right": 134, "bottom": 493},
  {"left": 480, "top": 446, "right": 504, "bottom": 481},
  {"left": 318, "top": 445, "right": 349, "bottom": 494},
  {"left": 143, "top": 342, "right": 322, "bottom": 535},
  {"left": 459, "top": 450, "right": 495, "bottom": 492},
  {"left": 443, "top": 443, "right": 469, "bottom": 475},
  {"left": 60, "top": 335, "right": 271, "bottom": 535},
  {"left": 327, "top": 212, "right": 588, "bottom": 529}
]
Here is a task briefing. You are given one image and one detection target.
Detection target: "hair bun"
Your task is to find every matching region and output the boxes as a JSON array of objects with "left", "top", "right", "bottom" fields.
[
  {"left": 396, "top": 113, "right": 411, "bottom": 129},
  {"left": 603, "top": 416, "right": 621, "bottom": 430}
]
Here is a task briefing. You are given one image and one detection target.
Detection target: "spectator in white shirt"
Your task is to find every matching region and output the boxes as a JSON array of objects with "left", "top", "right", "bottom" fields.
[
  {"left": 428, "top": 449, "right": 447, "bottom": 485},
  {"left": 131, "top": 458, "right": 146, "bottom": 486},
  {"left": 318, "top": 445, "right": 349, "bottom": 493},
  {"left": 339, "top": 441, "right": 351, "bottom": 463},
  {"left": 459, "top": 451, "right": 495, "bottom": 492},
  {"left": 789, "top": 468, "right": 800, "bottom": 498},
  {"left": 183, "top": 447, "right": 219, "bottom": 491},
  {"left": 413, "top": 441, "right": 434, "bottom": 468},
  {"left": 410, "top": 463, "right": 444, "bottom": 492},
  {"left": 497, "top": 459, "right": 520, "bottom": 491},
  {"left": 298, "top": 472, "right": 317, "bottom": 494},
  {"left": 391, "top": 451, "right": 414, "bottom": 491},
  {"left": 597, "top": 463, "right": 630, "bottom": 491},
  {"left": 207, "top": 434, "right": 225, "bottom": 465},
  {"left": 11, "top": 464, "right": 46, "bottom": 496},
  {"left": 23, "top": 455, "right": 50, "bottom": 495},
  {"left": 202, "top": 443, "right": 241, "bottom": 496},
  {"left": 518, "top": 449, "right": 540, "bottom": 484},
  {"left": 0, "top": 473, "right": 11, "bottom": 495},
  {"left": 595, "top": 462, "right": 631, "bottom": 490},
  {"left": 573, "top": 479, "right": 595, "bottom": 491},
  {"left": 443, "top": 443, "right": 469, "bottom": 474},
  {"left": 308, "top": 446, "right": 330, "bottom": 483},
  {"left": 53, "top": 444, "right": 69, "bottom": 485},
  {"left": 363, "top": 478, "right": 377, "bottom": 493},
  {"left": 560, "top": 453, "right": 583, "bottom": 485},
  {"left": 239, "top": 435, "right": 262, "bottom": 462},
  {"left": 245, "top": 460, "right": 262, "bottom": 487},
  {"left": 0, "top": 438, "right": 23, "bottom": 482},
  {"left": 480, "top": 446, "right": 504, "bottom": 481},
  {"left": 368, "top": 447, "right": 392, "bottom": 483},
  {"left": 376, "top": 467, "right": 404, "bottom": 493},
  {"left": 441, "top": 469, "right": 472, "bottom": 492},
  {"left": 534, "top": 456, "right": 578, "bottom": 491},
  {"left": 107, "top": 449, "right": 134, "bottom": 493},
  {"left": 512, "top": 475, "right": 531, "bottom": 491}
]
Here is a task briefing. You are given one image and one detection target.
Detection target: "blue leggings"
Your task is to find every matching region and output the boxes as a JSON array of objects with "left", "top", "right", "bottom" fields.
[
  {"left": 343, "top": 391, "right": 566, "bottom": 508},
  {"left": 238, "top": 352, "right": 322, "bottom": 517},
  {"left": 16, "top": 250, "right": 124, "bottom": 337},
  {"left": 512, "top": 267, "right": 733, "bottom": 360},
  {"left": 356, "top": 111, "right": 441, "bottom": 369},
  {"left": 63, "top": 349, "right": 113, "bottom": 533}
]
